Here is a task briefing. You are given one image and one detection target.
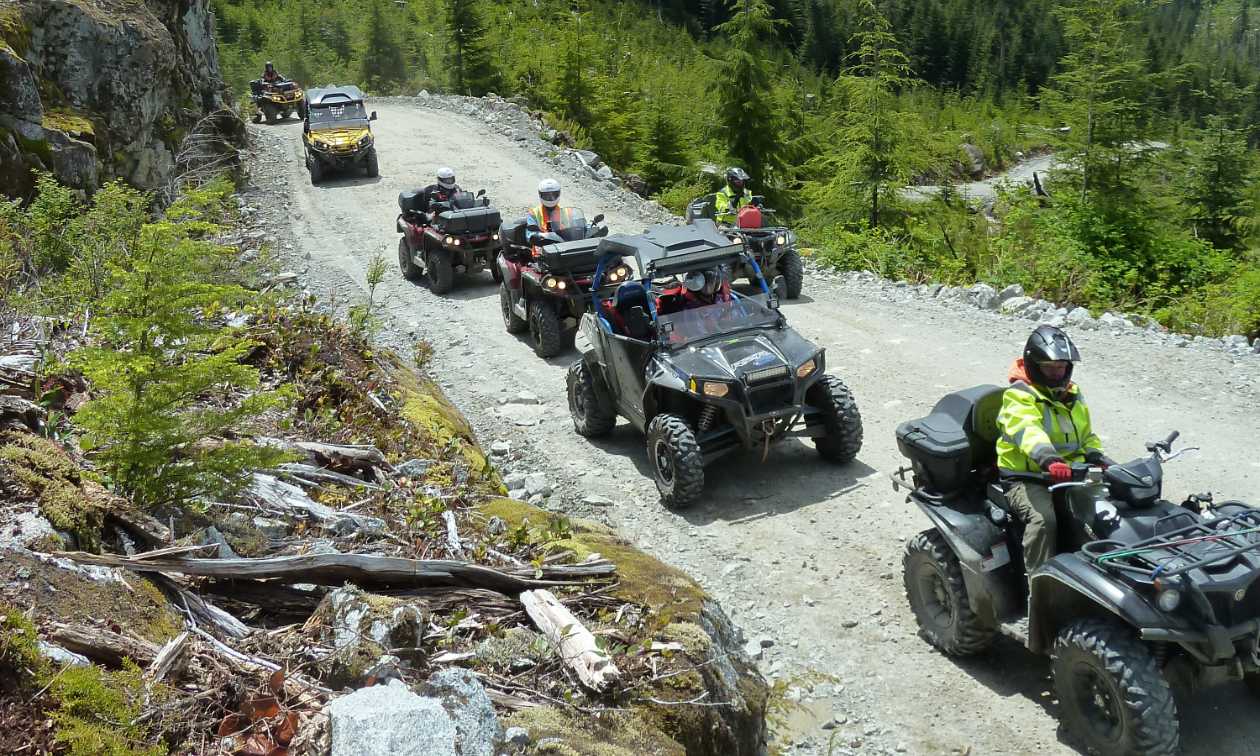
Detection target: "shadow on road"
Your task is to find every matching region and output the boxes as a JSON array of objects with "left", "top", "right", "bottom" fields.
[
  {"left": 313, "top": 173, "right": 382, "bottom": 189},
  {"left": 945, "top": 639, "right": 1260, "bottom": 756}
]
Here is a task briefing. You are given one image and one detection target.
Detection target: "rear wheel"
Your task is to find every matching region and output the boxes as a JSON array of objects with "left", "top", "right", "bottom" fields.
[
  {"left": 806, "top": 375, "right": 863, "bottom": 462},
  {"left": 263, "top": 102, "right": 278, "bottom": 125},
  {"left": 528, "top": 299, "right": 562, "bottom": 357},
  {"left": 903, "top": 529, "right": 998, "bottom": 655},
  {"left": 426, "top": 247, "right": 454, "bottom": 294},
  {"left": 782, "top": 248, "right": 804, "bottom": 299},
  {"left": 308, "top": 156, "right": 323, "bottom": 185},
  {"left": 501, "top": 284, "right": 527, "bottom": 333},
  {"left": 567, "top": 360, "right": 615, "bottom": 436},
  {"left": 398, "top": 237, "right": 420, "bottom": 280},
  {"left": 1051, "top": 620, "right": 1178, "bottom": 756},
  {"left": 646, "top": 414, "right": 704, "bottom": 508},
  {"left": 365, "top": 147, "right": 379, "bottom": 178}
]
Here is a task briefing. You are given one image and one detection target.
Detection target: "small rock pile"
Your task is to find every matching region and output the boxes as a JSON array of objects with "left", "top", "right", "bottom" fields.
[{"left": 808, "top": 263, "right": 1260, "bottom": 359}]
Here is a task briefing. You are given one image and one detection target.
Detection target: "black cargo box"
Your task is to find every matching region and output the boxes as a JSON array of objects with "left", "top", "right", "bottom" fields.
[
  {"left": 433, "top": 206, "right": 501, "bottom": 234},
  {"left": 399, "top": 190, "right": 424, "bottom": 214},
  {"left": 500, "top": 218, "right": 528, "bottom": 247},
  {"left": 541, "top": 239, "right": 605, "bottom": 275},
  {"left": 895, "top": 384, "right": 1005, "bottom": 493}
]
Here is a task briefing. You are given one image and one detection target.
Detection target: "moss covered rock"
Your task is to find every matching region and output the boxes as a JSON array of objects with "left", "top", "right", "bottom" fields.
[{"left": 312, "top": 585, "right": 428, "bottom": 689}]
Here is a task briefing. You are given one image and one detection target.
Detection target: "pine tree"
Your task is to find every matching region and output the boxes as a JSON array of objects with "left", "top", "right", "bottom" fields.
[
  {"left": 713, "top": 0, "right": 784, "bottom": 192},
  {"left": 807, "top": 0, "right": 928, "bottom": 228},
  {"left": 446, "top": 0, "right": 495, "bottom": 96},
  {"left": 1184, "top": 81, "right": 1256, "bottom": 250},
  {"left": 361, "top": 0, "right": 405, "bottom": 92}
]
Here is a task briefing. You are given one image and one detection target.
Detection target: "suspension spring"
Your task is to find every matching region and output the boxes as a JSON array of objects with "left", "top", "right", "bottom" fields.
[
  {"left": 697, "top": 405, "right": 720, "bottom": 434},
  {"left": 1151, "top": 641, "right": 1170, "bottom": 666}
]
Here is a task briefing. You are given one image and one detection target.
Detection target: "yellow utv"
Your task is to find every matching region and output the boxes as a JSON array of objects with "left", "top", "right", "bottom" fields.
[{"left": 301, "top": 86, "right": 379, "bottom": 185}]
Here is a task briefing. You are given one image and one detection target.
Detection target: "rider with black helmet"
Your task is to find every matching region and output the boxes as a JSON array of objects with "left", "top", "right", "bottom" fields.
[
  {"left": 997, "top": 326, "right": 1114, "bottom": 575},
  {"left": 714, "top": 167, "right": 752, "bottom": 224},
  {"left": 263, "top": 61, "right": 282, "bottom": 84}
]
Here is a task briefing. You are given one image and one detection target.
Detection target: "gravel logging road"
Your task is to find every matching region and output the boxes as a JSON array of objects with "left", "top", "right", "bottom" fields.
[{"left": 243, "top": 100, "right": 1260, "bottom": 756}]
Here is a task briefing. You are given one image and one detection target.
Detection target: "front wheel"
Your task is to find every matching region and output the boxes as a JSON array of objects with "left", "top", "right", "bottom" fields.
[
  {"left": 646, "top": 413, "right": 704, "bottom": 508},
  {"left": 782, "top": 248, "right": 804, "bottom": 299},
  {"left": 806, "top": 375, "right": 863, "bottom": 462},
  {"left": 281, "top": 107, "right": 292, "bottom": 120},
  {"left": 365, "top": 147, "right": 379, "bottom": 178},
  {"left": 501, "top": 284, "right": 527, "bottom": 333},
  {"left": 426, "top": 247, "right": 454, "bottom": 294},
  {"left": 308, "top": 156, "right": 323, "bottom": 185},
  {"left": 263, "top": 102, "right": 279, "bottom": 125},
  {"left": 528, "top": 299, "right": 562, "bottom": 357},
  {"left": 1051, "top": 620, "right": 1178, "bottom": 756},
  {"left": 567, "top": 360, "right": 616, "bottom": 437},
  {"left": 903, "top": 529, "right": 998, "bottom": 655},
  {"left": 398, "top": 237, "right": 420, "bottom": 280}
]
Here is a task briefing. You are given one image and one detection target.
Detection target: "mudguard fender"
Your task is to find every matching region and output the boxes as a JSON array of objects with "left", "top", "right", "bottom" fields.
[
  {"left": 1028, "top": 553, "right": 1182, "bottom": 655},
  {"left": 396, "top": 216, "right": 406, "bottom": 234},
  {"left": 642, "top": 364, "right": 688, "bottom": 425},
  {"left": 911, "top": 497, "right": 1020, "bottom": 627}
]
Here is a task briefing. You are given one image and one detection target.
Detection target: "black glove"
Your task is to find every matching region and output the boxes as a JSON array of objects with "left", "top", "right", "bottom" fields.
[
  {"left": 1085, "top": 449, "right": 1117, "bottom": 468},
  {"left": 1031, "top": 446, "right": 1066, "bottom": 471}
]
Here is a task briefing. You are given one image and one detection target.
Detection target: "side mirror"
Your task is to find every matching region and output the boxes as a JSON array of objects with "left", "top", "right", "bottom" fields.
[
  {"left": 370, "top": 111, "right": 378, "bottom": 121},
  {"left": 773, "top": 275, "right": 788, "bottom": 302},
  {"left": 476, "top": 189, "right": 486, "bottom": 198},
  {"left": 752, "top": 195, "right": 765, "bottom": 207},
  {"left": 528, "top": 233, "right": 545, "bottom": 246}
]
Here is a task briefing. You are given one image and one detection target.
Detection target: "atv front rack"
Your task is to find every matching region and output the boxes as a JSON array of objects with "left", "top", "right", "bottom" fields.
[{"left": 1084, "top": 509, "right": 1260, "bottom": 579}]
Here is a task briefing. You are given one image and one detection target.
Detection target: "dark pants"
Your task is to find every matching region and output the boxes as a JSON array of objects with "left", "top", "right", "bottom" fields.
[{"left": 1004, "top": 481, "right": 1056, "bottom": 575}]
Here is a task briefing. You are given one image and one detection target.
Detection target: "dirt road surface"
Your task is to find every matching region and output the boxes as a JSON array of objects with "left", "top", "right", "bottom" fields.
[{"left": 245, "top": 101, "right": 1260, "bottom": 756}]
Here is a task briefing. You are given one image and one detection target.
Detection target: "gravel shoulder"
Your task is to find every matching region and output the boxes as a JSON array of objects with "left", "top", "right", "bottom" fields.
[{"left": 240, "top": 100, "right": 1260, "bottom": 756}]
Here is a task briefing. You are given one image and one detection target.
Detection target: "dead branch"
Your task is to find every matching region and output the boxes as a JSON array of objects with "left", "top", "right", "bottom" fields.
[
  {"left": 49, "top": 623, "right": 161, "bottom": 667},
  {"left": 521, "top": 589, "right": 620, "bottom": 692},
  {"left": 146, "top": 632, "right": 190, "bottom": 686},
  {"left": 442, "top": 509, "right": 466, "bottom": 561}
]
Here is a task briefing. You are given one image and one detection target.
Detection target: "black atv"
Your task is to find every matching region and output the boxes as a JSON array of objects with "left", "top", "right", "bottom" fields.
[
  {"left": 893, "top": 385, "right": 1260, "bottom": 756},
  {"left": 497, "top": 209, "right": 612, "bottom": 357},
  {"left": 567, "top": 220, "right": 862, "bottom": 507},
  {"left": 686, "top": 193, "right": 804, "bottom": 299},
  {"left": 397, "top": 189, "right": 502, "bottom": 294}
]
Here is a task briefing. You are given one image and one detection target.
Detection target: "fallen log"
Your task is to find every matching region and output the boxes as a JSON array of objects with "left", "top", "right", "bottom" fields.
[
  {"left": 249, "top": 474, "right": 383, "bottom": 533},
  {"left": 295, "top": 441, "right": 396, "bottom": 476},
  {"left": 49, "top": 623, "right": 161, "bottom": 667},
  {"left": 275, "top": 462, "right": 381, "bottom": 491},
  {"left": 51, "top": 552, "right": 616, "bottom": 594},
  {"left": 521, "top": 589, "right": 620, "bottom": 692}
]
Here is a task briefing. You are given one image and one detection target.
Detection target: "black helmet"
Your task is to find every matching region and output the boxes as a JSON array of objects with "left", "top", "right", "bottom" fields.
[
  {"left": 265, "top": 61, "right": 274, "bottom": 68},
  {"left": 726, "top": 167, "right": 749, "bottom": 194},
  {"left": 1023, "top": 326, "right": 1080, "bottom": 391}
]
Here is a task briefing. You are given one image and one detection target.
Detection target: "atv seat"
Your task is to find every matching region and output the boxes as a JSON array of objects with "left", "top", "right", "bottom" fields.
[
  {"left": 501, "top": 218, "right": 529, "bottom": 249},
  {"left": 605, "top": 282, "right": 655, "bottom": 341}
]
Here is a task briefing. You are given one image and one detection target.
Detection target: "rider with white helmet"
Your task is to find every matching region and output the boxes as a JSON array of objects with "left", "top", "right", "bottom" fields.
[
  {"left": 527, "top": 178, "right": 569, "bottom": 234},
  {"left": 420, "top": 167, "right": 460, "bottom": 216}
]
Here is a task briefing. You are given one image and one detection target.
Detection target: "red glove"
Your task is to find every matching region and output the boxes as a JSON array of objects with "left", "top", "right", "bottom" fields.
[{"left": 1048, "top": 462, "right": 1072, "bottom": 484}]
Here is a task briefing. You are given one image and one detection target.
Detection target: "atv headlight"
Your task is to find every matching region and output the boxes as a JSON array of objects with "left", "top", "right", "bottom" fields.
[
  {"left": 1157, "top": 589, "right": 1181, "bottom": 612},
  {"left": 443, "top": 235, "right": 454, "bottom": 245},
  {"left": 776, "top": 235, "right": 786, "bottom": 246},
  {"left": 607, "top": 265, "right": 631, "bottom": 284},
  {"left": 701, "top": 381, "right": 729, "bottom": 398},
  {"left": 545, "top": 277, "right": 557, "bottom": 289},
  {"left": 492, "top": 232, "right": 500, "bottom": 241},
  {"left": 796, "top": 358, "right": 816, "bottom": 377}
]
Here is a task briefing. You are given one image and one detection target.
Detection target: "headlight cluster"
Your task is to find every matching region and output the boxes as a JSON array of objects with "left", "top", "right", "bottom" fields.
[
  {"left": 1157, "top": 588, "right": 1181, "bottom": 612},
  {"left": 776, "top": 235, "right": 787, "bottom": 246},
  {"left": 443, "top": 235, "right": 461, "bottom": 247},
  {"left": 544, "top": 277, "right": 569, "bottom": 292},
  {"left": 492, "top": 232, "right": 500, "bottom": 242},
  {"left": 701, "top": 381, "right": 729, "bottom": 397},
  {"left": 607, "top": 265, "right": 631, "bottom": 284},
  {"left": 796, "top": 358, "right": 816, "bottom": 377},
  {"left": 358, "top": 135, "right": 373, "bottom": 147}
]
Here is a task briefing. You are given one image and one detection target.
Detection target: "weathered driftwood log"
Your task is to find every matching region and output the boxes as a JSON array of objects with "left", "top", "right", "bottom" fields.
[
  {"left": 248, "top": 474, "right": 383, "bottom": 533},
  {"left": 52, "top": 552, "right": 616, "bottom": 594},
  {"left": 520, "top": 589, "right": 620, "bottom": 691},
  {"left": 294, "top": 441, "right": 396, "bottom": 476},
  {"left": 106, "top": 508, "right": 171, "bottom": 548},
  {"left": 275, "top": 462, "right": 381, "bottom": 490},
  {"left": 49, "top": 623, "right": 161, "bottom": 667}
]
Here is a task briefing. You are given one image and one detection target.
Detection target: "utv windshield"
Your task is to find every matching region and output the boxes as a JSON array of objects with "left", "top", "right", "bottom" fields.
[
  {"left": 308, "top": 102, "right": 369, "bottom": 129},
  {"left": 657, "top": 294, "right": 780, "bottom": 347},
  {"left": 548, "top": 208, "right": 588, "bottom": 242}
]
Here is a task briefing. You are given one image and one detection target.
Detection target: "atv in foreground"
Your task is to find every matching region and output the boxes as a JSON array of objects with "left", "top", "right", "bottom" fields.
[
  {"left": 249, "top": 78, "right": 307, "bottom": 124},
  {"left": 302, "top": 86, "right": 378, "bottom": 184},
  {"left": 397, "top": 189, "right": 502, "bottom": 294},
  {"left": 686, "top": 193, "right": 803, "bottom": 299},
  {"left": 497, "top": 209, "right": 613, "bottom": 357},
  {"left": 893, "top": 385, "right": 1260, "bottom": 756},
  {"left": 568, "top": 221, "right": 862, "bottom": 507}
]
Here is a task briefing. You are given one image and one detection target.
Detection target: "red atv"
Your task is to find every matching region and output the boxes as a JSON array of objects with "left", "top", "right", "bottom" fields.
[
  {"left": 497, "top": 209, "right": 625, "bottom": 358},
  {"left": 397, "top": 189, "right": 502, "bottom": 294}
]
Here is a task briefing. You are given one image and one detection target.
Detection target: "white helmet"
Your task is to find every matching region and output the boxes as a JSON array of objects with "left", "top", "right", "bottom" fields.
[
  {"left": 538, "top": 178, "right": 561, "bottom": 208},
  {"left": 436, "top": 167, "right": 456, "bottom": 189}
]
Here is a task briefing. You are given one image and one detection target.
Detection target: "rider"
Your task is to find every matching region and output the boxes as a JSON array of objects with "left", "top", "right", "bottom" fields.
[
  {"left": 526, "top": 178, "right": 573, "bottom": 234},
  {"left": 262, "top": 61, "right": 283, "bottom": 84},
  {"left": 996, "top": 326, "right": 1114, "bottom": 576},
  {"left": 714, "top": 167, "right": 752, "bottom": 225},
  {"left": 656, "top": 267, "right": 732, "bottom": 315},
  {"left": 420, "top": 167, "right": 460, "bottom": 216}
]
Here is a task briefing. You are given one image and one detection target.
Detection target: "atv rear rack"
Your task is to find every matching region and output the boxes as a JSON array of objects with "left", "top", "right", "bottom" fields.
[{"left": 1084, "top": 509, "right": 1260, "bottom": 579}]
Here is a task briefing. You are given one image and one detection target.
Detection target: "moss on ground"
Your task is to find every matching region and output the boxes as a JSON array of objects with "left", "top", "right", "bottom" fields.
[
  {"left": 0, "top": 432, "right": 105, "bottom": 551},
  {"left": 507, "top": 706, "right": 684, "bottom": 756}
]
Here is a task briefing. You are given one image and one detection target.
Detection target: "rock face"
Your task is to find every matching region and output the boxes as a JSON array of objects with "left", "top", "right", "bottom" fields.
[
  {"left": 314, "top": 585, "right": 428, "bottom": 688},
  {"left": 0, "top": 0, "right": 242, "bottom": 197},
  {"left": 960, "top": 143, "right": 985, "bottom": 177}
]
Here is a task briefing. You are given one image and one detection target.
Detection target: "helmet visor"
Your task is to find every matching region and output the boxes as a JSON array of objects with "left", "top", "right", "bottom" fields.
[
  {"left": 439, "top": 177, "right": 456, "bottom": 188},
  {"left": 539, "top": 191, "right": 560, "bottom": 203},
  {"left": 1037, "top": 360, "right": 1071, "bottom": 380}
]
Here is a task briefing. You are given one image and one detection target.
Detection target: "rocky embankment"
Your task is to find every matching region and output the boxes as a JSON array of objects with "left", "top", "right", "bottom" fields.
[{"left": 0, "top": 0, "right": 241, "bottom": 196}]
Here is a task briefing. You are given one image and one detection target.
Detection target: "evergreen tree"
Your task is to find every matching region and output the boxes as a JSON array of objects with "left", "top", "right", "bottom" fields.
[
  {"left": 446, "top": 0, "right": 495, "bottom": 96},
  {"left": 713, "top": 0, "right": 784, "bottom": 192},
  {"left": 636, "top": 95, "right": 690, "bottom": 189},
  {"left": 361, "top": 0, "right": 405, "bottom": 92},
  {"left": 807, "top": 0, "right": 929, "bottom": 228},
  {"left": 1184, "top": 81, "right": 1256, "bottom": 250}
]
